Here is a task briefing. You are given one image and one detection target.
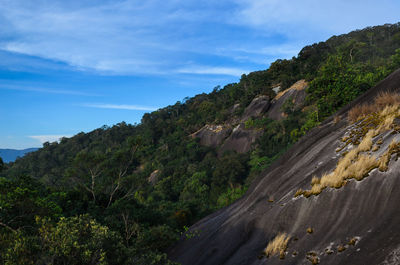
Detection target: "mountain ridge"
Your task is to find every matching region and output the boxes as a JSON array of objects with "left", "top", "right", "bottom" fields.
[{"left": 0, "top": 148, "right": 39, "bottom": 163}]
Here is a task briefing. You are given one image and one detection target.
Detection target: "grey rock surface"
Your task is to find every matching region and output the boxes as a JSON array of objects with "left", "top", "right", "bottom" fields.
[
  {"left": 192, "top": 125, "right": 232, "bottom": 148},
  {"left": 268, "top": 80, "right": 307, "bottom": 120},
  {"left": 169, "top": 69, "right": 400, "bottom": 265},
  {"left": 219, "top": 124, "right": 263, "bottom": 154},
  {"left": 241, "top": 95, "right": 270, "bottom": 122},
  {"left": 148, "top": 169, "right": 160, "bottom": 186}
]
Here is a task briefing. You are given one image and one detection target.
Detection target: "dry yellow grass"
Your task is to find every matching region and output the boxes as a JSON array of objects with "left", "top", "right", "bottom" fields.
[
  {"left": 348, "top": 237, "right": 358, "bottom": 246},
  {"left": 296, "top": 99, "right": 400, "bottom": 198},
  {"left": 379, "top": 139, "right": 400, "bottom": 171},
  {"left": 348, "top": 92, "right": 400, "bottom": 123},
  {"left": 348, "top": 104, "right": 375, "bottom": 123},
  {"left": 375, "top": 91, "right": 400, "bottom": 108},
  {"left": 337, "top": 245, "right": 346, "bottom": 252},
  {"left": 264, "top": 232, "right": 291, "bottom": 259},
  {"left": 311, "top": 176, "right": 320, "bottom": 185}
]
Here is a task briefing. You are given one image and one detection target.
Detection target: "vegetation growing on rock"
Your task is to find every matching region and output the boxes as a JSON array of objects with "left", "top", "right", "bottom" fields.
[
  {"left": 1, "top": 23, "right": 400, "bottom": 264},
  {"left": 296, "top": 92, "right": 400, "bottom": 197}
]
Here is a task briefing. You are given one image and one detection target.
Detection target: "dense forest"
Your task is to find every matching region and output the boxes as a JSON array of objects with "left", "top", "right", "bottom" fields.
[{"left": 1, "top": 23, "right": 400, "bottom": 264}]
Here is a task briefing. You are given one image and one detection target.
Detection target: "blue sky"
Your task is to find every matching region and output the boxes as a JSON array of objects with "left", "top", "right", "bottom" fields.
[{"left": 1, "top": 0, "right": 400, "bottom": 149}]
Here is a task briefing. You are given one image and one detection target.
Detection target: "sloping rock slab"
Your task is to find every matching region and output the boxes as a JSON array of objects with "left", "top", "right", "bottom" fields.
[
  {"left": 268, "top": 80, "right": 307, "bottom": 120},
  {"left": 241, "top": 95, "right": 270, "bottom": 122},
  {"left": 219, "top": 123, "right": 263, "bottom": 154},
  {"left": 169, "top": 69, "right": 400, "bottom": 265},
  {"left": 192, "top": 125, "right": 232, "bottom": 148}
]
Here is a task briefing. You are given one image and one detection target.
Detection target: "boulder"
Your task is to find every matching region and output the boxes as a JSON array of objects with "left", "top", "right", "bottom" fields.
[
  {"left": 219, "top": 123, "right": 263, "bottom": 154},
  {"left": 192, "top": 125, "right": 232, "bottom": 148},
  {"left": 148, "top": 169, "right": 160, "bottom": 186},
  {"left": 268, "top": 79, "right": 307, "bottom": 120},
  {"left": 241, "top": 95, "right": 270, "bottom": 122}
]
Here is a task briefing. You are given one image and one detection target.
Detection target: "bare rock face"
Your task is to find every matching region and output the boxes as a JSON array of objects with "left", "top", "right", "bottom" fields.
[
  {"left": 169, "top": 69, "right": 400, "bottom": 265},
  {"left": 272, "top": 85, "right": 281, "bottom": 94},
  {"left": 192, "top": 125, "right": 232, "bottom": 148},
  {"left": 148, "top": 169, "right": 160, "bottom": 186},
  {"left": 229, "top": 103, "right": 241, "bottom": 115},
  {"left": 268, "top": 80, "right": 307, "bottom": 120},
  {"left": 219, "top": 124, "right": 263, "bottom": 154},
  {"left": 241, "top": 95, "right": 270, "bottom": 122}
]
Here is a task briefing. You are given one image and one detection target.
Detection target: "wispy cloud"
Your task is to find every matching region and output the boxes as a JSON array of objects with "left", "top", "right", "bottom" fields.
[
  {"left": 0, "top": 0, "right": 399, "bottom": 76},
  {"left": 177, "top": 66, "right": 250, "bottom": 76},
  {"left": 0, "top": 0, "right": 239, "bottom": 75},
  {"left": 82, "top": 103, "right": 158, "bottom": 111},
  {"left": 234, "top": 0, "right": 400, "bottom": 36},
  {"left": 29, "top": 135, "right": 71, "bottom": 144},
  {"left": 0, "top": 84, "right": 97, "bottom": 96}
]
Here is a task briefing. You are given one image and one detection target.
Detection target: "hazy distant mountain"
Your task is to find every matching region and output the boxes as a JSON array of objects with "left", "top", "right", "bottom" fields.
[{"left": 0, "top": 148, "right": 39, "bottom": 163}]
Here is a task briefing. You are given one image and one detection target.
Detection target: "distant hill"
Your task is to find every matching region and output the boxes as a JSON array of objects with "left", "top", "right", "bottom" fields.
[{"left": 0, "top": 148, "right": 39, "bottom": 163}]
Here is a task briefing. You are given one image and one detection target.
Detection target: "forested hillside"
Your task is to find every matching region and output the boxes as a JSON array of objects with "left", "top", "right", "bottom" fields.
[{"left": 1, "top": 23, "right": 400, "bottom": 264}]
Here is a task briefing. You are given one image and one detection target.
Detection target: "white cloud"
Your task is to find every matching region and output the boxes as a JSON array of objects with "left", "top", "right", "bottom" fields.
[
  {"left": 177, "top": 66, "right": 250, "bottom": 76},
  {"left": 82, "top": 103, "right": 158, "bottom": 111},
  {"left": 234, "top": 0, "right": 400, "bottom": 36},
  {"left": 29, "top": 135, "right": 71, "bottom": 144},
  {"left": 0, "top": 84, "right": 97, "bottom": 96},
  {"left": 0, "top": 0, "right": 399, "bottom": 76},
  {"left": 0, "top": 0, "right": 237, "bottom": 75}
]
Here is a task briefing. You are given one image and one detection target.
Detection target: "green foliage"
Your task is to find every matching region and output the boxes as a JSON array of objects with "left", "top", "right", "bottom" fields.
[
  {"left": 180, "top": 171, "right": 209, "bottom": 203},
  {"left": 1, "top": 22, "right": 400, "bottom": 264},
  {"left": 307, "top": 54, "right": 390, "bottom": 119},
  {"left": 0, "top": 176, "right": 62, "bottom": 233},
  {"left": 37, "top": 215, "right": 125, "bottom": 265},
  {"left": 1, "top": 231, "right": 40, "bottom": 265},
  {"left": 244, "top": 117, "right": 271, "bottom": 129},
  {"left": 216, "top": 186, "right": 247, "bottom": 208},
  {"left": 211, "top": 152, "right": 248, "bottom": 199},
  {"left": 181, "top": 225, "right": 200, "bottom": 239},
  {"left": 248, "top": 152, "right": 274, "bottom": 174},
  {"left": 390, "top": 48, "right": 400, "bottom": 71}
]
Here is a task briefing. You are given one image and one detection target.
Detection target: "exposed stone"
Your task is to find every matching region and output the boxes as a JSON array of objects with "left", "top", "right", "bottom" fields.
[
  {"left": 148, "top": 169, "right": 160, "bottom": 185},
  {"left": 268, "top": 80, "right": 308, "bottom": 120},
  {"left": 219, "top": 123, "right": 263, "bottom": 154},
  {"left": 229, "top": 103, "right": 241, "bottom": 114},
  {"left": 241, "top": 95, "right": 270, "bottom": 122},
  {"left": 169, "top": 69, "right": 400, "bottom": 265},
  {"left": 191, "top": 125, "right": 232, "bottom": 148},
  {"left": 272, "top": 85, "right": 281, "bottom": 94}
]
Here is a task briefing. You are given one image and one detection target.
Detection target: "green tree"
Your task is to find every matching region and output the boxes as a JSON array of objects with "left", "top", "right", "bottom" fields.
[
  {"left": 69, "top": 151, "right": 106, "bottom": 203},
  {"left": 37, "top": 214, "right": 126, "bottom": 265},
  {"left": 180, "top": 171, "right": 209, "bottom": 204}
]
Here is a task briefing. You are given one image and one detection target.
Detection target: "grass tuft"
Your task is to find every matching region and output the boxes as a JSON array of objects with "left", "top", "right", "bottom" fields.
[
  {"left": 375, "top": 91, "right": 400, "bottom": 109},
  {"left": 264, "top": 232, "right": 291, "bottom": 259},
  {"left": 296, "top": 96, "right": 400, "bottom": 198},
  {"left": 348, "top": 237, "right": 358, "bottom": 246},
  {"left": 348, "top": 92, "right": 400, "bottom": 123},
  {"left": 348, "top": 104, "right": 375, "bottom": 122},
  {"left": 337, "top": 245, "right": 346, "bottom": 252}
]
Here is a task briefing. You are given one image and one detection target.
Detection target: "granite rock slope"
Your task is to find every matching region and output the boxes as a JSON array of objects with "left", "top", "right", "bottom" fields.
[{"left": 169, "top": 69, "right": 400, "bottom": 265}]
